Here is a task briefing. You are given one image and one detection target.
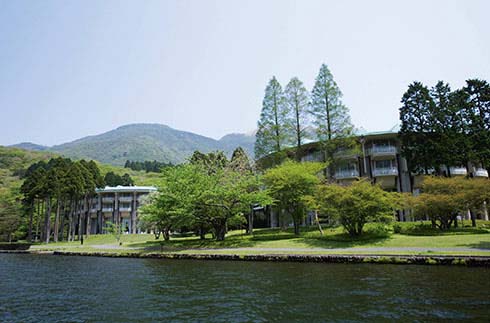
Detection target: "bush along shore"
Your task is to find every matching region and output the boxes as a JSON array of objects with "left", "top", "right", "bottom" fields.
[{"left": 1, "top": 249, "right": 488, "bottom": 267}]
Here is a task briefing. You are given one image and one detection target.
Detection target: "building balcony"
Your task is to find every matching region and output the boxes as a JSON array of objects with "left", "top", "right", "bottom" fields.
[
  {"left": 368, "top": 146, "right": 397, "bottom": 158},
  {"left": 301, "top": 151, "right": 323, "bottom": 162},
  {"left": 119, "top": 207, "right": 132, "bottom": 212},
  {"left": 373, "top": 167, "right": 398, "bottom": 177},
  {"left": 335, "top": 170, "right": 360, "bottom": 179},
  {"left": 102, "top": 207, "right": 113, "bottom": 212},
  {"left": 118, "top": 196, "right": 133, "bottom": 202},
  {"left": 474, "top": 168, "right": 488, "bottom": 177},
  {"left": 449, "top": 167, "right": 467, "bottom": 176},
  {"left": 333, "top": 149, "right": 358, "bottom": 160},
  {"left": 102, "top": 197, "right": 114, "bottom": 203}
]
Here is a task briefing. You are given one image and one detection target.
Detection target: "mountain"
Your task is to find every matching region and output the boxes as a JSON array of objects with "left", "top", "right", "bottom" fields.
[
  {"left": 218, "top": 133, "right": 255, "bottom": 155},
  {"left": 10, "top": 124, "right": 255, "bottom": 166},
  {"left": 9, "top": 142, "right": 49, "bottom": 151}
]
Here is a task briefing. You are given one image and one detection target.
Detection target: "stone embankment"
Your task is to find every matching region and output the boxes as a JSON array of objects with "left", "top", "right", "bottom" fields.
[{"left": 44, "top": 251, "right": 490, "bottom": 267}]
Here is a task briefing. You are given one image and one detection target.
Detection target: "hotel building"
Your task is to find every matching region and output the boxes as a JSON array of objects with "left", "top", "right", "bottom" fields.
[{"left": 78, "top": 185, "right": 157, "bottom": 234}]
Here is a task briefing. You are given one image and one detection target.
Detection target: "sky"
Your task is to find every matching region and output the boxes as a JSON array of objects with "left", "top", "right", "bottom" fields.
[{"left": 0, "top": 0, "right": 489, "bottom": 146}]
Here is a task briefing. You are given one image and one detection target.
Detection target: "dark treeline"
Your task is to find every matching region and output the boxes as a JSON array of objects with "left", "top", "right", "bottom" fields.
[
  {"left": 124, "top": 160, "right": 172, "bottom": 173},
  {"left": 20, "top": 157, "right": 133, "bottom": 243},
  {"left": 399, "top": 79, "right": 490, "bottom": 176},
  {"left": 104, "top": 171, "right": 134, "bottom": 186}
]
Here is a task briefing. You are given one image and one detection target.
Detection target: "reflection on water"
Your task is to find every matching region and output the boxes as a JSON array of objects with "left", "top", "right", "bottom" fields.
[{"left": 0, "top": 254, "right": 489, "bottom": 322}]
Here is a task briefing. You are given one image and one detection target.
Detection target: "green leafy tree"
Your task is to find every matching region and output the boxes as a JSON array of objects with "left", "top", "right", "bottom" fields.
[
  {"left": 411, "top": 177, "right": 466, "bottom": 230},
  {"left": 197, "top": 167, "right": 272, "bottom": 240},
  {"left": 139, "top": 165, "right": 203, "bottom": 241},
  {"left": 412, "top": 177, "right": 490, "bottom": 229},
  {"left": 315, "top": 180, "right": 398, "bottom": 236},
  {"left": 255, "top": 77, "right": 290, "bottom": 160},
  {"left": 284, "top": 77, "right": 310, "bottom": 160},
  {"left": 263, "top": 161, "right": 325, "bottom": 235}
]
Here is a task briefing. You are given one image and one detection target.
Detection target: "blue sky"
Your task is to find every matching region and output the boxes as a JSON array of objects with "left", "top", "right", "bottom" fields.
[{"left": 1, "top": 0, "right": 489, "bottom": 146}]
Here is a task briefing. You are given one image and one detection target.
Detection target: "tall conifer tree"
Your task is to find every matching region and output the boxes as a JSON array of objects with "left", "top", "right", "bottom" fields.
[
  {"left": 255, "top": 77, "right": 289, "bottom": 160},
  {"left": 284, "top": 77, "right": 310, "bottom": 160},
  {"left": 309, "top": 64, "right": 355, "bottom": 176}
]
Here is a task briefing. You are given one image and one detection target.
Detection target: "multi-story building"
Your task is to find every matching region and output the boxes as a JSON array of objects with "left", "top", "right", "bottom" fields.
[
  {"left": 264, "top": 125, "right": 489, "bottom": 225},
  {"left": 79, "top": 185, "right": 157, "bottom": 234}
]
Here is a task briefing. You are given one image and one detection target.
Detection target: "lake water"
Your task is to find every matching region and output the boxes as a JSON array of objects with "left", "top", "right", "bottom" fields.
[{"left": 0, "top": 254, "right": 489, "bottom": 322}]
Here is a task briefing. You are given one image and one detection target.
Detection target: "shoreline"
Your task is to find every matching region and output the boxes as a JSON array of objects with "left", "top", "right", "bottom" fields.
[{"left": 2, "top": 249, "right": 490, "bottom": 267}]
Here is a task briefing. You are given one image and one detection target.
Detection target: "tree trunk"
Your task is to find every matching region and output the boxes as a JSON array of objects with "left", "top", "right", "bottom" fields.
[
  {"left": 247, "top": 208, "right": 254, "bottom": 235},
  {"left": 162, "top": 228, "right": 170, "bottom": 241},
  {"left": 85, "top": 196, "right": 91, "bottom": 237},
  {"left": 68, "top": 201, "right": 74, "bottom": 241},
  {"left": 60, "top": 204, "right": 66, "bottom": 241},
  {"left": 154, "top": 229, "right": 161, "bottom": 239},
  {"left": 44, "top": 197, "right": 51, "bottom": 244},
  {"left": 214, "top": 220, "right": 227, "bottom": 241},
  {"left": 293, "top": 220, "right": 300, "bottom": 235},
  {"left": 314, "top": 210, "right": 324, "bottom": 236},
  {"left": 78, "top": 203, "right": 83, "bottom": 241},
  {"left": 199, "top": 225, "right": 206, "bottom": 240},
  {"left": 54, "top": 200, "right": 61, "bottom": 242},
  {"left": 36, "top": 199, "right": 43, "bottom": 242},
  {"left": 470, "top": 209, "right": 476, "bottom": 227},
  {"left": 295, "top": 97, "right": 302, "bottom": 161},
  {"left": 27, "top": 200, "right": 34, "bottom": 242}
]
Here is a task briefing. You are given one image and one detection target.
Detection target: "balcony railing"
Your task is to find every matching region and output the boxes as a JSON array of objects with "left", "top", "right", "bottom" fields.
[
  {"left": 118, "top": 196, "right": 134, "bottom": 202},
  {"left": 449, "top": 167, "right": 467, "bottom": 176},
  {"left": 373, "top": 167, "right": 398, "bottom": 176},
  {"left": 368, "top": 146, "right": 397, "bottom": 156},
  {"left": 335, "top": 170, "right": 360, "bottom": 179},
  {"left": 333, "top": 150, "right": 358, "bottom": 160},
  {"left": 102, "top": 197, "right": 114, "bottom": 203},
  {"left": 119, "top": 207, "right": 132, "bottom": 212},
  {"left": 474, "top": 168, "right": 488, "bottom": 177},
  {"left": 102, "top": 207, "right": 113, "bottom": 212}
]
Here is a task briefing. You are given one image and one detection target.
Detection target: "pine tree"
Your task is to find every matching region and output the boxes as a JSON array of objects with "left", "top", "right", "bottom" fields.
[
  {"left": 399, "top": 81, "right": 437, "bottom": 174},
  {"left": 309, "top": 64, "right": 355, "bottom": 173},
  {"left": 462, "top": 79, "right": 490, "bottom": 172},
  {"left": 310, "top": 64, "right": 353, "bottom": 141},
  {"left": 255, "top": 77, "right": 289, "bottom": 159},
  {"left": 285, "top": 77, "right": 310, "bottom": 160},
  {"left": 229, "top": 147, "right": 253, "bottom": 174}
]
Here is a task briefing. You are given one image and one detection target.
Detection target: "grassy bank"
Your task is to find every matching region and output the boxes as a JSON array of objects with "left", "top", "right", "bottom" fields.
[{"left": 24, "top": 221, "right": 490, "bottom": 257}]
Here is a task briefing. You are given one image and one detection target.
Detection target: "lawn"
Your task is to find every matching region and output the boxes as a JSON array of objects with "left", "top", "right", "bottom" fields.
[{"left": 28, "top": 221, "right": 490, "bottom": 256}]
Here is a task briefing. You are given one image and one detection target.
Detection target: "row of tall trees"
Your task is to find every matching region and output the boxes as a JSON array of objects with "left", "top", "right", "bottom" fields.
[
  {"left": 399, "top": 79, "right": 490, "bottom": 176},
  {"left": 255, "top": 64, "right": 355, "bottom": 170},
  {"left": 124, "top": 160, "right": 172, "bottom": 173},
  {"left": 20, "top": 158, "right": 105, "bottom": 243}
]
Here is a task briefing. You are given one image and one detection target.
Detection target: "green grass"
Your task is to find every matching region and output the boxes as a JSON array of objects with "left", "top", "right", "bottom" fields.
[{"left": 28, "top": 221, "right": 490, "bottom": 257}]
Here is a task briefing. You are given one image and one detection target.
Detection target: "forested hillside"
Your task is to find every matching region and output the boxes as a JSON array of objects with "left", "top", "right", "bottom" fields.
[
  {"left": 11, "top": 124, "right": 255, "bottom": 166},
  {"left": 0, "top": 146, "right": 159, "bottom": 241}
]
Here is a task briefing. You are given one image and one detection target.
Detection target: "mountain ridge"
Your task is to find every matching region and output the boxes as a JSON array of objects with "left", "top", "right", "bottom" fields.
[{"left": 9, "top": 123, "right": 255, "bottom": 166}]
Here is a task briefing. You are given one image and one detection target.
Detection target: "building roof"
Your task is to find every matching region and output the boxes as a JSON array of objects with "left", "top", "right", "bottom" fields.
[{"left": 96, "top": 185, "right": 157, "bottom": 193}]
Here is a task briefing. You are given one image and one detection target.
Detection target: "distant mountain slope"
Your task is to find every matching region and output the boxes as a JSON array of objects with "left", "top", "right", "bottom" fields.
[
  {"left": 12, "top": 123, "right": 256, "bottom": 166},
  {"left": 9, "top": 142, "right": 49, "bottom": 151},
  {"left": 218, "top": 133, "right": 255, "bottom": 156}
]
